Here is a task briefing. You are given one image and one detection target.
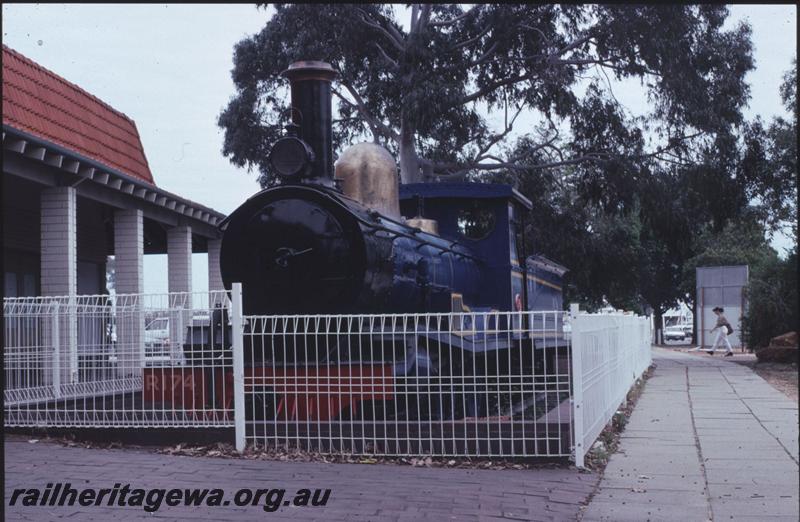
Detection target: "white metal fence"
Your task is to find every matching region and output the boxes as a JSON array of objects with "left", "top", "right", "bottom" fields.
[
  {"left": 4, "top": 284, "right": 651, "bottom": 466},
  {"left": 4, "top": 290, "right": 234, "bottom": 427},
  {"left": 240, "top": 307, "right": 573, "bottom": 457}
]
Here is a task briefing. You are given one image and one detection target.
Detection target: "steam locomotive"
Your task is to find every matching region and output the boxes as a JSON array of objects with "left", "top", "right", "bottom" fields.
[
  {"left": 162, "top": 61, "right": 569, "bottom": 422},
  {"left": 221, "top": 61, "right": 566, "bottom": 318}
]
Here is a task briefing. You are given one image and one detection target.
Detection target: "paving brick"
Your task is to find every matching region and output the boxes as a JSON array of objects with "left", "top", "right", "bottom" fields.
[{"left": 4, "top": 435, "right": 597, "bottom": 521}]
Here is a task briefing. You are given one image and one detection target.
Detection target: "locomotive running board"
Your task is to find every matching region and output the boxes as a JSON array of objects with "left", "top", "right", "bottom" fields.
[{"left": 413, "top": 330, "right": 570, "bottom": 353}]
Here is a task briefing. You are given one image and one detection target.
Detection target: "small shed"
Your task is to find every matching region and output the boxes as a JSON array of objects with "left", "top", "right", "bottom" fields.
[{"left": 696, "top": 265, "right": 749, "bottom": 349}]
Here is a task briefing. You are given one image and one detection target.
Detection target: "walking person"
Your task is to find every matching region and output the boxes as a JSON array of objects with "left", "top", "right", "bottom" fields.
[{"left": 707, "top": 306, "right": 734, "bottom": 356}]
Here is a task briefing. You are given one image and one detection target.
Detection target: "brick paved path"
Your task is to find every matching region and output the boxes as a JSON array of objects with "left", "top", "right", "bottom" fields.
[
  {"left": 4, "top": 435, "right": 598, "bottom": 521},
  {"left": 582, "top": 348, "right": 799, "bottom": 521}
]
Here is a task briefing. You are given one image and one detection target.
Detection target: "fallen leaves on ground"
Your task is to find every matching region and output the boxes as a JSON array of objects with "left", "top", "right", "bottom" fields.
[
  {"left": 146, "top": 443, "right": 571, "bottom": 470},
  {"left": 583, "top": 365, "right": 655, "bottom": 471}
]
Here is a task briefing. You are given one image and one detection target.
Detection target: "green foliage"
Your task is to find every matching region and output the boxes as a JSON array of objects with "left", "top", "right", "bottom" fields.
[
  {"left": 504, "top": 56, "right": 795, "bottom": 320},
  {"left": 217, "top": 6, "right": 796, "bottom": 327},
  {"left": 741, "top": 251, "right": 798, "bottom": 349},
  {"left": 680, "top": 216, "right": 778, "bottom": 306},
  {"left": 493, "top": 166, "right": 646, "bottom": 311},
  {"left": 219, "top": 4, "right": 753, "bottom": 185},
  {"left": 733, "top": 59, "right": 797, "bottom": 349}
]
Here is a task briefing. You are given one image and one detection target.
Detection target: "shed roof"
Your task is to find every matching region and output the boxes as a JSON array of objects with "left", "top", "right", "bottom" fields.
[{"left": 2, "top": 45, "right": 155, "bottom": 184}]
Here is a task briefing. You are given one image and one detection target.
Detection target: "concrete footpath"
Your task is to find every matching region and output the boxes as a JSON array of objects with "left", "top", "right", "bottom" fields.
[{"left": 582, "top": 347, "right": 799, "bottom": 521}]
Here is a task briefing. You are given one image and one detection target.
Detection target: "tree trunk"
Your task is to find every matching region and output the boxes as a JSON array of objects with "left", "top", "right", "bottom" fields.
[
  {"left": 398, "top": 117, "right": 421, "bottom": 184},
  {"left": 653, "top": 308, "right": 664, "bottom": 346}
]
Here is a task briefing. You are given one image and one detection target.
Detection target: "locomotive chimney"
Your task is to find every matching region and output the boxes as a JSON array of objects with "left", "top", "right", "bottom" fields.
[{"left": 282, "top": 61, "right": 337, "bottom": 184}]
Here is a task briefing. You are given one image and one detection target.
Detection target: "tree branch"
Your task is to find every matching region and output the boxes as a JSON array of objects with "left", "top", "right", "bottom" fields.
[
  {"left": 374, "top": 43, "right": 399, "bottom": 70},
  {"left": 431, "top": 153, "right": 608, "bottom": 177},
  {"left": 415, "top": 4, "right": 433, "bottom": 33},
  {"left": 331, "top": 88, "right": 380, "bottom": 142},
  {"left": 428, "top": 6, "right": 477, "bottom": 27},
  {"left": 385, "top": 19, "right": 407, "bottom": 45},
  {"left": 467, "top": 41, "right": 499, "bottom": 67},
  {"left": 336, "top": 81, "right": 400, "bottom": 142},
  {"left": 358, "top": 9, "right": 406, "bottom": 52},
  {"left": 640, "top": 131, "right": 704, "bottom": 161},
  {"left": 454, "top": 33, "right": 596, "bottom": 108},
  {"left": 553, "top": 34, "right": 592, "bottom": 57},
  {"left": 452, "top": 24, "right": 491, "bottom": 50},
  {"left": 458, "top": 73, "right": 535, "bottom": 106},
  {"left": 510, "top": 127, "right": 562, "bottom": 163},
  {"left": 472, "top": 104, "right": 524, "bottom": 163},
  {"left": 429, "top": 129, "right": 705, "bottom": 179},
  {"left": 520, "top": 24, "right": 551, "bottom": 43},
  {"left": 551, "top": 57, "right": 622, "bottom": 67}
]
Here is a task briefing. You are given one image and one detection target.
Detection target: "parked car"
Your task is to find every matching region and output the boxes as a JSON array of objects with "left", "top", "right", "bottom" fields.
[
  {"left": 664, "top": 325, "right": 687, "bottom": 341},
  {"left": 562, "top": 314, "right": 572, "bottom": 340},
  {"left": 144, "top": 317, "right": 171, "bottom": 363},
  {"left": 144, "top": 314, "right": 212, "bottom": 366}
]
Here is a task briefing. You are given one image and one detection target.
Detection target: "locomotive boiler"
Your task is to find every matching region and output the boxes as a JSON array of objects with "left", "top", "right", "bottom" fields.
[{"left": 171, "top": 60, "right": 569, "bottom": 422}]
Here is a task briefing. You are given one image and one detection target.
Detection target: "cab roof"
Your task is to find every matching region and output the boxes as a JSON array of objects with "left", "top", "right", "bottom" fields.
[{"left": 399, "top": 182, "right": 533, "bottom": 210}]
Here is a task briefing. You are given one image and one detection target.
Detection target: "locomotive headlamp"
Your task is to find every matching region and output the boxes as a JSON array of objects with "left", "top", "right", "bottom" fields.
[{"left": 269, "top": 137, "right": 315, "bottom": 179}]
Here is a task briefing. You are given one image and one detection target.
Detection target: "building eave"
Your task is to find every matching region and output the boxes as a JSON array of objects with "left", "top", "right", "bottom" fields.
[{"left": 3, "top": 125, "right": 227, "bottom": 229}]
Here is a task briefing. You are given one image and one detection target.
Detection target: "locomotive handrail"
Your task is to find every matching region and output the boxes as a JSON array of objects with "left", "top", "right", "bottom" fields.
[{"left": 314, "top": 187, "right": 485, "bottom": 263}]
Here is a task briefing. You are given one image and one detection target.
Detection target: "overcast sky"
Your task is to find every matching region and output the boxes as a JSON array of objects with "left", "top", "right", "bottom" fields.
[{"left": 2, "top": 4, "right": 796, "bottom": 293}]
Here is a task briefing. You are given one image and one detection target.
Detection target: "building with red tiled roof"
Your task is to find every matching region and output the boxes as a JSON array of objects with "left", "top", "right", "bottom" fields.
[
  {"left": 3, "top": 45, "right": 226, "bottom": 305},
  {"left": 3, "top": 45, "right": 155, "bottom": 185}
]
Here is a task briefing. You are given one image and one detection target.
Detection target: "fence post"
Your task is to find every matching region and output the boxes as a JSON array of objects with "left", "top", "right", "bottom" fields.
[
  {"left": 68, "top": 296, "right": 79, "bottom": 384},
  {"left": 231, "top": 282, "right": 246, "bottom": 452},
  {"left": 569, "top": 303, "right": 585, "bottom": 468},
  {"left": 52, "top": 301, "right": 62, "bottom": 399}
]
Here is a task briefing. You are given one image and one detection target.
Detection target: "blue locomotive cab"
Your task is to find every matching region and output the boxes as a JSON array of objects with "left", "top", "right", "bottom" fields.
[
  {"left": 399, "top": 183, "right": 565, "bottom": 315},
  {"left": 526, "top": 255, "right": 568, "bottom": 311}
]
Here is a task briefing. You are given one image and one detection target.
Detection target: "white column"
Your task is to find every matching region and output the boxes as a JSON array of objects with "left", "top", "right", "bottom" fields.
[
  {"left": 207, "top": 238, "right": 225, "bottom": 307},
  {"left": 114, "top": 209, "right": 144, "bottom": 377},
  {"left": 115, "top": 209, "right": 144, "bottom": 294},
  {"left": 168, "top": 226, "right": 193, "bottom": 295},
  {"left": 41, "top": 187, "right": 77, "bottom": 296},
  {"left": 168, "top": 226, "right": 192, "bottom": 363},
  {"left": 41, "top": 186, "right": 77, "bottom": 385}
]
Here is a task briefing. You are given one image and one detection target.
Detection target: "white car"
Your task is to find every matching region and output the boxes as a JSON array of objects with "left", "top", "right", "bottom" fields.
[
  {"left": 144, "top": 317, "right": 171, "bottom": 363},
  {"left": 664, "top": 326, "right": 687, "bottom": 341},
  {"left": 562, "top": 315, "right": 572, "bottom": 340},
  {"left": 144, "top": 317, "right": 170, "bottom": 345}
]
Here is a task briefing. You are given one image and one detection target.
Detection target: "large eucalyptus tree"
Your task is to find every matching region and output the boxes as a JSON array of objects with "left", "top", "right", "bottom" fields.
[{"left": 218, "top": 4, "right": 753, "bottom": 186}]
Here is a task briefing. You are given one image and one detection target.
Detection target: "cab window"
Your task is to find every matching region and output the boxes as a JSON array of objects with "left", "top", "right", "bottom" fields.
[
  {"left": 457, "top": 203, "right": 495, "bottom": 240},
  {"left": 509, "top": 204, "right": 522, "bottom": 266},
  {"left": 509, "top": 224, "right": 519, "bottom": 265}
]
